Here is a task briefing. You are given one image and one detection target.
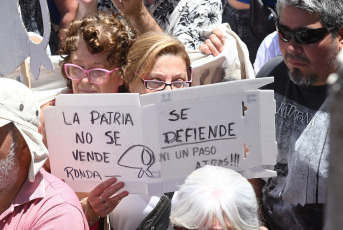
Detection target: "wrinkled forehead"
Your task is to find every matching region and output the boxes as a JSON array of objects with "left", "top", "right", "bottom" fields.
[{"left": 70, "top": 40, "right": 110, "bottom": 66}]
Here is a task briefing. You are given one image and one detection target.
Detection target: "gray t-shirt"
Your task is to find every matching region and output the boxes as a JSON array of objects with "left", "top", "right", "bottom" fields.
[{"left": 257, "top": 56, "right": 328, "bottom": 230}]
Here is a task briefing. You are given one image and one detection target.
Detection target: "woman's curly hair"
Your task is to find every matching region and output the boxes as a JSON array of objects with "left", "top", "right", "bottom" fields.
[{"left": 60, "top": 11, "right": 137, "bottom": 89}]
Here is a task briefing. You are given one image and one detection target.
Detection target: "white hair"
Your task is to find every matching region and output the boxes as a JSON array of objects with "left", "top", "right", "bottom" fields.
[{"left": 170, "top": 165, "right": 260, "bottom": 230}]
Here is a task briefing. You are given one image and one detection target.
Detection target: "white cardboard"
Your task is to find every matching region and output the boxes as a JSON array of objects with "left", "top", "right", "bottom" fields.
[
  {"left": 45, "top": 78, "right": 277, "bottom": 194},
  {"left": 0, "top": 0, "right": 53, "bottom": 79},
  {"left": 45, "top": 94, "right": 159, "bottom": 193}
]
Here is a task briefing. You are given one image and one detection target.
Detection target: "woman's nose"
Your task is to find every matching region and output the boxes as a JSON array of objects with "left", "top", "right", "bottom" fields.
[
  {"left": 81, "top": 72, "right": 91, "bottom": 83},
  {"left": 164, "top": 83, "right": 173, "bottom": 91}
]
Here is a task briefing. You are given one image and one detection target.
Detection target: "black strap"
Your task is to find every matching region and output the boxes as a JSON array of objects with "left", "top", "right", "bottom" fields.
[{"left": 136, "top": 192, "right": 174, "bottom": 230}]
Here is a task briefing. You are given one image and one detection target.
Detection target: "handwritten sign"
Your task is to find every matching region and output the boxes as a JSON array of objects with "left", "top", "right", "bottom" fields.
[
  {"left": 45, "top": 78, "right": 277, "bottom": 195},
  {"left": 45, "top": 94, "right": 161, "bottom": 193}
]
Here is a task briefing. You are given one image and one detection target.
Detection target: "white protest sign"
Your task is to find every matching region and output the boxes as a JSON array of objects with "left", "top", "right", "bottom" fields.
[
  {"left": 45, "top": 78, "right": 277, "bottom": 195},
  {"left": 45, "top": 94, "right": 161, "bottom": 194},
  {"left": 0, "top": 0, "right": 53, "bottom": 80},
  {"left": 141, "top": 77, "right": 277, "bottom": 192}
]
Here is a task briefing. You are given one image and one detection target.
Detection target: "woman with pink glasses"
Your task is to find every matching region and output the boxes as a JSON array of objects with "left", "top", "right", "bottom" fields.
[
  {"left": 60, "top": 12, "right": 136, "bottom": 94},
  {"left": 40, "top": 11, "right": 137, "bottom": 230}
]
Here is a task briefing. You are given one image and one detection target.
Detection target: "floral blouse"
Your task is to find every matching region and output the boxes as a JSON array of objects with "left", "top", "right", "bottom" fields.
[{"left": 97, "top": 0, "right": 223, "bottom": 49}]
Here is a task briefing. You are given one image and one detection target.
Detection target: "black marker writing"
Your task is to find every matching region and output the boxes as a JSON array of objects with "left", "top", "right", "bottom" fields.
[
  {"left": 230, "top": 153, "right": 240, "bottom": 167},
  {"left": 159, "top": 152, "right": 170, "bottom": 162},
  {"left": 76, "top": 131, "right": 93, "bottom": 144},
  {"left": 192, "top": 146, "right": 216, "bottom": 156},
  {"left": 118, "top": 145, "right": 155, "bottom": 178},
  {"left": 63, "top": 112, "right": 80, "bottom": 125},
  {"left": 168, "top": 108, "right": 190, "bottom": 121},
  {"left": 64, "top": 167, "right": 102, "bottom": 180},
  {"left": 105, "top": 131, "right": 121, "bottom": 146},
  {"left": 163, "top": 123, "right": 236, "bottom": 144},
  {"left": 90, "top": 110, "right": 134, "bottom": 126},
  {"left": 195, "top": 158, "right": 230, "bottom": 169},
  {"left": 175, "top": 149, "right": 189, "bottom": 159},
  {"left": 72, "top": 149, "right": 110, "bottom": 163}
]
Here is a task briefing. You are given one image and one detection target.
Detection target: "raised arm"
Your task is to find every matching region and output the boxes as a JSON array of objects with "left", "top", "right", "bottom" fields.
[
  {"left": 199, "top": 28, "right": 225, "bottom": 56},
  {"left": 169, "top": 0, "right": 223, "bottom": 50},
  {"left": 76, "top": 0, "right": 98, "bottom": 19},
  {"left": 54, "top": 0, "right": 78, "bottom": 28},
  {"left": 53, "top": 0, "right": 78, "bottom": 52},
  {"left": 111, "top": 0, "right": 162, "bottom": 35}
]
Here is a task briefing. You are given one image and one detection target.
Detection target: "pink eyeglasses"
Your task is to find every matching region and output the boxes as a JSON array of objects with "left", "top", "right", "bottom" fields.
[{"left": 64, "top": 63, "right": 119, "bottom": 85}]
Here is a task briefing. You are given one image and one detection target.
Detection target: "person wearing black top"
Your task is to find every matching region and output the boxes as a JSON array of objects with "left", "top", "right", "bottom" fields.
[{"left": 253, "top": 0, "right": 343, "bottom": 229}]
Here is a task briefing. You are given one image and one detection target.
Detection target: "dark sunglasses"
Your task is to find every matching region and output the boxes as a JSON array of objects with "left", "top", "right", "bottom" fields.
[{"left": 276, "top": 22, "right": 335, "bottom": 44}]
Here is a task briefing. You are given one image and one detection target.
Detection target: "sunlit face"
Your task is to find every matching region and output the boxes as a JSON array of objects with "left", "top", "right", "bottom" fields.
[
  {"left": 131, "top": 54, "right": 188, "bottom": 95},
  {"left": 70, "top": 40, "right": 123, "bottom": 94},
  {"left": 278, "top": 6, "right": 341, "bottom": 86}
]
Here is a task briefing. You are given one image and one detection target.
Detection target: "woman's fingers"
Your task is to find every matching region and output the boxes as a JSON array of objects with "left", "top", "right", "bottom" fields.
[
  {"left": 105, "top": 190, "right": 129, "bottom": 208},
  {"left": 89, "top": 177, "right": 118, "bottom": 197},
  {"left": 89, "top": 191, "right": 129, "bottom": 217},
  {"left": 87, "top": 177, "right": 128, "bottom": 217},
  {"left": 199, "top": 28, "right": 225, "bottom": 56},
  {"left": 101, "top": 181, "right": 125, "bottom": 200}
]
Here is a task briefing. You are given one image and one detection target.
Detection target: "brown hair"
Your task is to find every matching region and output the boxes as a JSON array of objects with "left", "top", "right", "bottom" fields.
[
  {"left": 60, "top": 11, "right": 137, "bottom": 89},
  {"left": 124, "top": 32, "right": 191, "bottom": 91}
]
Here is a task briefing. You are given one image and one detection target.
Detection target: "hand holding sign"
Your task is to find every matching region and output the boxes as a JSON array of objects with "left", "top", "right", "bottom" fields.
[
  {"left": 45, "top": 78, "right": 277, "bottom": 194},
  {"left": 87, "top": 177, "right": 128, "bottom": 218}
]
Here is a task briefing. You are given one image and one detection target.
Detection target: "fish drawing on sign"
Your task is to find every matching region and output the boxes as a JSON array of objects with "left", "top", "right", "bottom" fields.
[
  {"left": 118, "top": 145, "right": 155, "bottom": 178},
  {"left": 0, "top": 0, "right": 53, "bottom": 79}
]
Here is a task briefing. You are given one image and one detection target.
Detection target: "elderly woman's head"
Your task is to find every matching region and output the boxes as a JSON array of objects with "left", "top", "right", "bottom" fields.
[
  {"left": 170, "top": 166, "right": 261, "bottom": 230},
  {"left": 124, "top": 32, "right": 192, "bottom": 95},
  {"left": 60, "top": 11, "right": 136, "bottom": 94}
]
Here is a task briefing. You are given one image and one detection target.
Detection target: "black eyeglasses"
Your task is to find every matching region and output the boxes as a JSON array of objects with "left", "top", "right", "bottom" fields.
[
  {"left": 276, "top": 22, "right": 335, "bottom": 44},
  {"left": 136, "top": 68, "right": 193, "bottom": 91}
]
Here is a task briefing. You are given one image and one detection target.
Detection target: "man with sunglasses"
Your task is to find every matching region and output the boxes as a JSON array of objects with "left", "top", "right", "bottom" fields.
[{"left": 253, "top": 0, "right": 343, "bottom": 229}]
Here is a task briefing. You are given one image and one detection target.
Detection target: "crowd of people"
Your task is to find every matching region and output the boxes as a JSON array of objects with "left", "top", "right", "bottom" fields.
[{"left": 1, "top": 0, "right": 342, "bottom": 229}]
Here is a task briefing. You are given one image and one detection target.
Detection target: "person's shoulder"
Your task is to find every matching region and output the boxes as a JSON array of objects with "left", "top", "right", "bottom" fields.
[
  {"left": 263, "top": 31, "right": 278, "bottom": 46},
  {"left": 29, "top": 170, "right": 87, "bottom": 229},
  {"left": 40, "top": 169, "right": 82, "bottom": 208},
  {"left": 256, "top": 56, "right": 286, "bottom": 79}
]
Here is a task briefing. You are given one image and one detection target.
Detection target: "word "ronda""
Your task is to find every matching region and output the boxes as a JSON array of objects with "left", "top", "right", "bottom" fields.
[{"left": 64, "top": 167, "right": 102, "bottom": 181}]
